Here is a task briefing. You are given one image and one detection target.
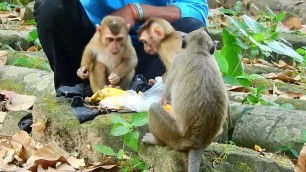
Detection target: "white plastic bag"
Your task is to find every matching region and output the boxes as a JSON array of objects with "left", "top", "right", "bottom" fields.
[{"left": 98, "top": 77, "right": 164, "bottom": 112}]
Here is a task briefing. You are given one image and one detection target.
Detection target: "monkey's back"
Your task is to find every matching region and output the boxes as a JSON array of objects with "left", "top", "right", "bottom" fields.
[{"left": 170, "top": 47, "right": 228, "bottom": 149}]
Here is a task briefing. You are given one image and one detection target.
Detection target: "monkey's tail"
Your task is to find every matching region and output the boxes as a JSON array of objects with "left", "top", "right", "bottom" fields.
[{"left": 188, "top": 148, "right": 202, "bottom": 172}]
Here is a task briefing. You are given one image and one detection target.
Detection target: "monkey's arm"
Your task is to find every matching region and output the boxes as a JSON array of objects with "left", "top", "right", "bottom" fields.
[
  {"left": 80, "top": 46, "right": 94, "bottom": 67},
  {"left": 113, "top": 55, "right": 137, "bottom": 78}
]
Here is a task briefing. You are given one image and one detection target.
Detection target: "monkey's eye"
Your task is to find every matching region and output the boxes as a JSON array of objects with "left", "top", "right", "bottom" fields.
[
  {"left": 106, "top": 37, "right": 114, "bottom": 42},
  {"left": 116, "top": 37, "right": 123, "bottom": 42}
]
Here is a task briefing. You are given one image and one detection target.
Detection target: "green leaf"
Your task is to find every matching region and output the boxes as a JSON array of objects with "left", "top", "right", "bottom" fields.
[
  {"left": 218, "top": 8, "right": 236, "bottom": 15},
  {"left": 27, "top": 28, "right": 39, "bottom": 42},
  {"left": 117, "top": 149, "right": 124, "bottom": 159},
  {"left": 214, "top": 51, "right": 229, "bottom": 74},
  {"left": 12, "top": 57, "right": 33, "bottom": 67},
  {"left": 280, "top": 103, "right": 294, "bottom": 110},
  {"left": 266, "top": 6, "right": 276, "bottom": 17},
  {"left": 228, "top": 17, "right": 248, "bottom": 32},
  {"left": 303, "top": 130, "right": 306, "bottom": 142},
  {"left": 266, "top": 41, "right": 304, "bottom": 63},
  {"left": 110, "top": 123, "right": 130, "bottom": 136},
  {"left": 253, "top": 32, "right": 266, "bottom": 42},
  {"left": 130, "top": 112, "right": 148, "bottom": 127},
  {"left": 249, "top": 74, "right": 263, "bottom": 80},
  {"left": 276, "top": 145, "right": 290, "bottom": 151},
  {"left": 111, "top": 115, "right": 130, "bottom": 128},
  {"left": 222, "top": 76, "right": 240, "bottom": 85},
  {"left": 221, "top": 29, "right": 243, "bottom": 76},
  {"left": 296, "top": 48, "right": 306, "bottom": 55},
  {"left": 93, "top": 144, "right": 116, "bottom": 156},
  {"left": 255, "top": 86, "right": 266, "bottom": 95},
  {"left": 242, "top": 15, "right": 267, "bottom": 34},
  {"left": 132, "top": 156, "right": 148, "bottom": 171},
  {"left": 124, "top": 131, "right": 139, "bottom": 152},
  {"left": 236, "top": 75, "right": 251, "bottom": 87},
  {"left": 234, "top": 1, "right": 242, "bottom": 12},
  {"left": 275, "top": 11, "right": 286, "bottom": 23},
  {"left": 121, "top": 166, "right": 130, "bottom": 172},
  {"left": 246, "top": 94, "right": 259, "bottom": 103},
  {"left": 289, "top": 148, "right": 299, "bottom": 158}
]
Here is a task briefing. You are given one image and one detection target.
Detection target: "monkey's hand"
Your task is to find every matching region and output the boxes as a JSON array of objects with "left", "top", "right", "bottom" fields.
[
  {"left": 142, "top": 133, "right": 162, "bottom": 145},
  {"left": 108, "top": 72, "right": 120, "bottom": 85},
  {"left": 77, "top": 65, "right": 90, "bottom": 79}
]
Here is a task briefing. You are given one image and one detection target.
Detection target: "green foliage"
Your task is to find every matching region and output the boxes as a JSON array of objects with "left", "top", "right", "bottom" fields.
[
  {"left": 27, "top": 28, "right": 42, "bottom": 48},
  {"left": 303, "top": 130, "right": 306, "bottom": 143},
  {"left": 242, "top": 86, "right": 266, "bottom": 105},
  {"left": 0, "top": 2, "right": 7, "bottom": 11},
  {"left": 12, "top": 55, "right": 51, "bottom": 71},
  {"left": 94, "top": 112, "right": 148, "bottom": 171},
  {"left": 276, "top": 145, "right": 299, "bottom": 158}
]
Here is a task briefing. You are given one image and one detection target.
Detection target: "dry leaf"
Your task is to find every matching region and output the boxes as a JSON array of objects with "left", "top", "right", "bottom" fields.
[
  {"left": 27, "top": 46, "right": 37, "bottom": 52},
  {"left": 31, "top": 122, "right": 46, "bottom": 133},
  {"left": 263, "top": 73, "right": 277, "bottom": 79},
  {"left": 257, "top": 59, "right": 274, "bottom": 67},
  {"left": 295, "top": 145, "right": 306, "bottom": 172},
  {"left": 284, "top": 91, "right": 303, "bottom": 99},
  {"left": 11, "top": 131, "right": 36, "bottom": 161},
  {"left": 227, "top": 86, "right": 251, "bottom": 93},
  {"left": 6, "top": 93, "right": 36, "bottom": 111},
  {"left": 285, "top": 17, "right": 302, "bottom": 30},
  {"left": 276, "top": 74, "right": 299, "bottom": 84},
  {"left": 254, "top": 145, "right": 265, "bottom": 152},
  {"left": 56, "top": 163, "right": 75, "bottom": 171},
  {"left": 300, "top": 25, "right": 306, "bottom": 34},
  {"left": 24, "top": 141, "right": 84, "bottom": 171}
]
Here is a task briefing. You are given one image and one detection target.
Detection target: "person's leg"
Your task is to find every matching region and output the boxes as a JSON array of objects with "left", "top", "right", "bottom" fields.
[
  {"left": 34, "top": 0, "right": 95, "bottom": 90},
  {"left": 134, "top": 17, "right": 204, "bottom": 80}
]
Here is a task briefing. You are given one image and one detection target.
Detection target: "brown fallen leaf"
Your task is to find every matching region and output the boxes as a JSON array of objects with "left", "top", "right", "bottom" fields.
[
  {"left": 31, "top": 122, "right": 46, "bottom": 133},
  {"left": 11, "top": 131, "right": 36, "bottom": 161},
  {"left": 227, "top": 86, "right": 251, "bottom": 93},
  {"left": 295, "top": 145, "right": 306, "bottom": 172},
  {"left": 276, "top": 74, "right": 299, "bottom": 84},
  {"left": 285, "top": 17, "right": 302, "bottom": 30},
  {"left": 56, "top": 162, "right": 75, "bottom": 171},
  {"left": 6, "top": 93, "right": 36, "bottom": 111},
  {"left": 283, "top": 91, "right": 303, "bottom": 99},
  {"left": 23, "top": 141, "right": 84, "bottom": 171}
]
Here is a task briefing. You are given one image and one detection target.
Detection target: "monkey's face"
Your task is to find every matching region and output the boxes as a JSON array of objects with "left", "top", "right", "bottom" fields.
[
  {"left": 139, "top": 30, "right": 158, "bottom": 55},
  {"left": 103, "top": 28, "right": 126, "bottom": 55}
]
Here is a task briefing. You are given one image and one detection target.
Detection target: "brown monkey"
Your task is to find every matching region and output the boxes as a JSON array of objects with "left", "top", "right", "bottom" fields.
[
  {"left": 77, "top": 16, "right": 138, "bottom": 93},
  {"left": 142, "top": 28, "right": 229, "bottom": 172},
  {"left": 136, "top": 17, "right": 185, "bottom": 80}
]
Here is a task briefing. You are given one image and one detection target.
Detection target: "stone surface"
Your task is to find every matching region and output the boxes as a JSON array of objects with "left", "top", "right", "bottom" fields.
[
  {"left": 232, "top": 106, "right": 306, "bottom": 152},
  {"left": 139, "top": 143, "right": 294, "bottom": 172},
  {"left": 0, "top": 111, "right": 28, "bottom": 135},
  {"left": 0, "top": 30, "right": 32, "bottom": 51}
]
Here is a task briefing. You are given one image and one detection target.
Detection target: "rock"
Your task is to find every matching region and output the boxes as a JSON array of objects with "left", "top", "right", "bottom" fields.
[
  {"left": 232, "top": 106, "right": 306, "bottom": 152},
  {"left": 139, "top": 143, "right": 294, "bottom": 172},
  {"left": 0, "top": 30, "right": 33, "bottom": 51},
  {"left": 20, "top": 2, "right": 35, "bottom": 21},
  {"left": 0, "top": 111, "right": 29, "bottom": 135}
]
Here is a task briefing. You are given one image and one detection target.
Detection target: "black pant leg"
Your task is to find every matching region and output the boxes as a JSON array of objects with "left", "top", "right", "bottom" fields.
[
  {"left": 34, "top": 0, "right": 95, "bottom": 90},
  {"left": 134, "top": 17, "right": 204, "bottom": 80}
]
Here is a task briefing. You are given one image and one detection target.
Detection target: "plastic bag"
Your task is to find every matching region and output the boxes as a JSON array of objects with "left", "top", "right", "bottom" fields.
[{"left": 98, "top": 77, "right": 164, "bottom": 112}]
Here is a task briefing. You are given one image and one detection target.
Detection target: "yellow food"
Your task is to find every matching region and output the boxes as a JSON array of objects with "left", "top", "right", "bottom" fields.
[
  {"left": 89, "top": 87, "right": 126, "bottom": 103},
  {"left": 163, "top": 104, "right": 172, "bottom": 113}
]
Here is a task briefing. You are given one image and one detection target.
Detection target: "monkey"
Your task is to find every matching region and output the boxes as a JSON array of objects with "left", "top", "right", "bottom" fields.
[
  {"left": 136, "top": 17, "right": 185, "bottom": 81},
  {"left": 77, "top": 16, "right": 138, "bottom": 93},
  {"left": 141, "top": 28, "right": 229, "bottom": 172}
]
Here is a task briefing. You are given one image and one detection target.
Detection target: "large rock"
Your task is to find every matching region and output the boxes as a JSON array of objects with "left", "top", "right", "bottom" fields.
[
  {"left": 232, "top": 106, "right": 306, "bottom": 152},
  {"left": 139, "top": 143, "right": 294, "bottom": 172},
  {"left": 0, "top": 30, "right": 33, "bottom": 51}
]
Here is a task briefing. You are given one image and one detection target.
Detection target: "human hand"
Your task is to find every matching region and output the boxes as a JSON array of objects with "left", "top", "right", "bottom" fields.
[
  {"left": 110, "top": 5, "right": 136, "bottom": 27},
  {"left": 108, "top": 72, "right": 120, "bottom": 85},
  {"left": 77, "top": 65, "right": 89, "bottom": 79}
]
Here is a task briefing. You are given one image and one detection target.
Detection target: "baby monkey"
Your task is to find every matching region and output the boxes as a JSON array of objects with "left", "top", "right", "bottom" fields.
[
  {"left": 77, "top": 16, "right": 138, "bottom": 93},
  {"left": 142, "top": 28, "right": 229, "bottom": 172}
]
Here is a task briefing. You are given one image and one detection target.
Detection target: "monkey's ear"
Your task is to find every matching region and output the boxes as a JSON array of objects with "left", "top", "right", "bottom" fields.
[
  {"left": 126, "top": 23, "right": 131, "bottom": 31},
  {"left": 210, "top": 40, "right": 218, "bottom": 54},
  {"left": 153, "top": 26, "right": 164, "bottom": 38},
  {"left": 96, "top": 24, "right": 101, "bottom": 32}
]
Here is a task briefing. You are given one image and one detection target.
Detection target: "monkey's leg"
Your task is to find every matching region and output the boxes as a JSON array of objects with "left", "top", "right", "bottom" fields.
[
  {"left": 188, "top": 149, "right": 202, "bottom": 172},
  {"left": 119, "top": 70, "right": 134, "bottom": 90},
  {"left": 147, "top": 103, "right": 186, "bottom": 150},
  {"left": 90, "top": 62, "right": 106, "bottom": 93}
]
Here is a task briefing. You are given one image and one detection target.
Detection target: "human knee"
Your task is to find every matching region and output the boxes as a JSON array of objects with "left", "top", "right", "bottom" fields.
[
  {"left": 172, "top": 17, "right": 205, "bottom": 33},
  {"left": 34, "top": 0, "right": 65, "bottom": 22}
]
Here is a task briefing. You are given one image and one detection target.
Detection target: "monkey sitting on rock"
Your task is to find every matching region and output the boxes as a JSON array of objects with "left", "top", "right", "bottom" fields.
[{"left": 142, "top": 28, "right": 229, "bottom": 172}]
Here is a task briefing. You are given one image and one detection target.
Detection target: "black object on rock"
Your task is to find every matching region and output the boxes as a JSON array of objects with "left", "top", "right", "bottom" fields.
[
  {"left": 56, "top": 83, "right": 93, "bottom": 101},
  {"left": 18, "top": 113, "right": 33, "bottom": 133},
  {"left": 71, "top": 96, "right": 100, "bottom": 123},
  {"left": 129, "top": 74, "right": 152, "bottom": 93}
]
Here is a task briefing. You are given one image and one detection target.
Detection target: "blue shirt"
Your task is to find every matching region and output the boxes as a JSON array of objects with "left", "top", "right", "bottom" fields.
[{"left": 80, "top": 0, "right": 208, "bottom": 42}]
